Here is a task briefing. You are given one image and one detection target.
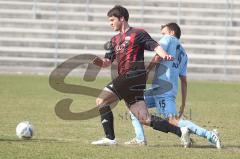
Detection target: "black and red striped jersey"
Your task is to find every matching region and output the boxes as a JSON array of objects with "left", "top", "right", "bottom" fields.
[{"left": 109, "top": 27, "right": 159, "bottom": 75}]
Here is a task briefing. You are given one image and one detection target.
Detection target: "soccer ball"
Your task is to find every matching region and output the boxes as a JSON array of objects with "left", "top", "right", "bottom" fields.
[{"left": 16, "top": 121, "right": 34, "bottom": 139}]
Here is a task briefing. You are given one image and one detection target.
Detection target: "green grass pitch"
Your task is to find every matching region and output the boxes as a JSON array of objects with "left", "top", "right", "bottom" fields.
[{"left": 0, "top": 74, "right": 240, "bottom": 159}]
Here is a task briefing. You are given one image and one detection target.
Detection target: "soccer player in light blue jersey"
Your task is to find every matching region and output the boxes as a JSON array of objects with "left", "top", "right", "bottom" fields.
[{"left": 125, "top": 23, "right": 222, "bottom": 149}]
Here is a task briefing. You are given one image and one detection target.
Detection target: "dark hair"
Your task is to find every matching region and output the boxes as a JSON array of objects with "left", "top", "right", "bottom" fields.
[
  {"left": 107, "top": 5, "right": 129, "bottom": 22},
  {"left": 161, "top": 22, "right": 181, "bottom": 39}
]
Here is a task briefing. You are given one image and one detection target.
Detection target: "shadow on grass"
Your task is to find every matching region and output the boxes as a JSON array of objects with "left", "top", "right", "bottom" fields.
[
  {"left": 189, "top": 145, "right": 217, "bottom": 149},
  {"left": 222, "top": 145, "right": 240, "bottom": 151},
  {"left": 150, "top": 143, "right": 240, "bottom": 151},
  {"left": 149, "top": 144, "right": 182, "bottom": 148},
  {"left": 0, "top": 138, "right": 72, "bottom": 143},
  {"left": 150, "top": 144, "right": 215, "bottom": 149},
  {"left": 189, "top": 144, "right": 240, "bottom": 150}
]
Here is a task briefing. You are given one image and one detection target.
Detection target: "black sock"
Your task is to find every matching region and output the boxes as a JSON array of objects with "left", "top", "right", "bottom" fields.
[
  {"left": 99, "top": 105, "right": 115, "bottom": 140},
  {"left": 150, "top": 115, "right": 182, "bottom": 137}
]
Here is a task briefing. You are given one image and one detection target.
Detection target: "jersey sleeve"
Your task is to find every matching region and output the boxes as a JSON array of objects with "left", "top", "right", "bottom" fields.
[
  {"left": 139, "top": 30, "right": 159, "bottom": 51},
  {"left": 159, "top": 36, "right": 171, "bottom": 52},
  {"left": 179, "top": 55, "right": 188, "bottom": 76},
  {"left": 104, "top": 38, "right": 116, "bottom": 62}
]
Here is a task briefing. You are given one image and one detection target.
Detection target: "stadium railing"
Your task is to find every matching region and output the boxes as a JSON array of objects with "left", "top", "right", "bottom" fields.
[{"left": 0, "top": 0, "right": 239, "bottom": 80}]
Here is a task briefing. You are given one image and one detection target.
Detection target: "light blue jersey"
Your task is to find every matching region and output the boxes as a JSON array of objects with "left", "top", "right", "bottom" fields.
[
  {"left": 152, "top": 35, "right": 188, "bottom": 98},
  {"left": 145, "top": 35, "right": 188, "bottom": 117}
]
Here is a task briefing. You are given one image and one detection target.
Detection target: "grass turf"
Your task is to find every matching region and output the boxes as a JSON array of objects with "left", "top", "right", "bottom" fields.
[{"left": 0, "top": 74, "right": 240, "bottom": 159}]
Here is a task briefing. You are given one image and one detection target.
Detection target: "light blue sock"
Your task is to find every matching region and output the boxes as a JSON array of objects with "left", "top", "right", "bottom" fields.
[
  {"left": 130, "top": 112, "right": 145, "bottom": 141},
  {"left": 178, "top": 119, "right": 212, "bottom": 139}
]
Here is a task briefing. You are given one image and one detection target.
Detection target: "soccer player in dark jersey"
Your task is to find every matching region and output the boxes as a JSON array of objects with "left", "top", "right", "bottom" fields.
[{"left": 91, "top": 5, "right": 190, "bottom": 146}]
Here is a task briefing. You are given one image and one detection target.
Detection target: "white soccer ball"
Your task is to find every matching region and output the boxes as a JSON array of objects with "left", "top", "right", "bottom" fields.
[{"left": 16, "top": 121, "right": 34, "bottom": 139}]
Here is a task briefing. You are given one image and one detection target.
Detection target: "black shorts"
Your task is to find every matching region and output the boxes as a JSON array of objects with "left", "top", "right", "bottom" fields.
[{"left": 106, "top": 71, "right": 146, "bottom": 107}]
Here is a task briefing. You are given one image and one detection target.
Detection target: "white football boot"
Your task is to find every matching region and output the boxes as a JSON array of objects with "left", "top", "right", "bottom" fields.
[
  {"left": 91, "top": 137, "right": 117, "bottom": 146},
  {"left": 180, "top": 127, "right": 191, "bottom": 148},
  {"left": 208, "top": 129, "right": 221, "bottom": 149},
  {"left": 124, "top": 138, "right": 147, "bottom": 146}
]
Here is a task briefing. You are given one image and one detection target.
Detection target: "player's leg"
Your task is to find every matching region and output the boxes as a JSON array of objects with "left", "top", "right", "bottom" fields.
[
  {"left": 124, "top": 111, "right": 146, "bottom": 145},
  {"left": 130, "top": 101, "right": 191, "bottom": 148},
  {"left": 178, "top": 119, "right": 221, "bottom": 149},
  {"left": 124, "top": 95, "right": 156, "bottom": 145},
  {"left": 155, "top": 97, "right": 191, "bottom": 147},
  {"left": 178, "top": 119, "right": 211, "bottom": 138},
  {"left": 93, "top": 72, "right": 143, "bottom": 145},
  {"left": 125, "top": 102, "right": 181, "bottom": 145},
  {"left": 126, "top": 91, "right": 186, "bottom": 145},
  {"left": 118, "top": 72, "right": 182, "bottom": 137},
  {"left": 129, "top": 101, "right": 183, "bottom": 138},
  {"left": 91, "top": 83, "right": 119, "bottom": 145},
  {"left": 160, "top": 96, "right": 221, "bottom": 149},
  {"left": 119, "top": 72, "right": 190, "bottom": 146},
  {"left": 130, "top": 111, "right": 145, "bottom": 141}
]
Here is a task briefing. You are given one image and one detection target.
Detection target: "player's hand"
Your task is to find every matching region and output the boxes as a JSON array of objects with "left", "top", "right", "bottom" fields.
[
  {"left": 92, "top": 57, "right": 103, "bottom": 67},
  {"left": 178, "top": 105, "right": 185, "bottom": 118},
  {"left": 153, "top": 54, "right": 162, "bottom": 62},
  {"left": 101, "top": 58, "right": 111, "bottom": 67},
  {"left": 92, "top": 57, "right": 111, "bottom": 67},
  {"left": 164, "top": 54, "right": 174, "bottom": 61}
]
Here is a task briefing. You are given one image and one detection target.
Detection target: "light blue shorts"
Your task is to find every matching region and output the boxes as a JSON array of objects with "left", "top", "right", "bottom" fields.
[{"left": 144, "top": 95, "right": 177, "bottom": 118}]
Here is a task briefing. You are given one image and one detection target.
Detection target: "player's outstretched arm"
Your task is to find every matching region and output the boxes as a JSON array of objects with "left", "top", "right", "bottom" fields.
[
  {"left": 146, "top": 54, "right": 162, "bottom": 75},
  {"left": 154, "top": 45, "right": 173, "bottom": 61},
  {"left": 178, "top": 75, "right": 187, "bottom": 118},
  {"left": 92, "top": 57, "right": 112, "bottom": 68}
]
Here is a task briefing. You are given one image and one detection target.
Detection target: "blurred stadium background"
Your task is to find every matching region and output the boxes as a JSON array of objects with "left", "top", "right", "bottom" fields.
[{"left": 0, "top": 0, "right": 239, "bottom": 80}]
